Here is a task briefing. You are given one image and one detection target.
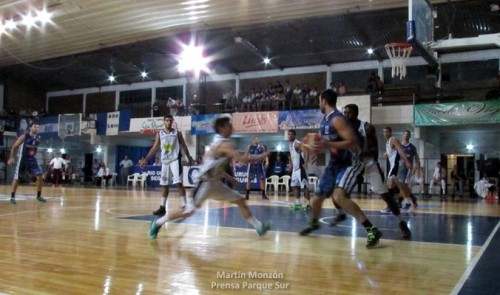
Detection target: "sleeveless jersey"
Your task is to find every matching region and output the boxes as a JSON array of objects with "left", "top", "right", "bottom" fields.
[
  {"left": 401, "top": 142, "right": 417, "bottom": 165},
  {"left": 289, "top": 139, "right": 304, "bottom": 171},
  {"left": 160, "top": 128, "right": 181, "bottom": 163},
  {"left": 198, "top": 137, "right": 230, "bottom": 180},
  {"left": 356, "top": 120, "right": 378, "bottom": 163},
  {"left": 386, "top": 136, "right": 399, "bottom": 169},
  {"left": 19, "top": 133, "right": 40, "bottom": 160},
  {"left": 319, "top": 109, "right": 350, "bottom": 164},
  {"left": 248, "top": 144, "right": 266, "bottom": 164}
]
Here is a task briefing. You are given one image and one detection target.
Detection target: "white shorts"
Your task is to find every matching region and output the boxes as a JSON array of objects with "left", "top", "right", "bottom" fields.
[
  {"left": 160, "top": 159, "right": 182, "bottom": 186},
  {"left": 364, "top": 161, "right": 389, "bottom": 195},
  {"left": 291, "top": 168, "right": 309, "bottom": 189},
  {"left": 338, "top": 162, "right": 364, "bottom": 194},
  {"left": 193, "top": 179, "right": 244, "bottom": 207}
]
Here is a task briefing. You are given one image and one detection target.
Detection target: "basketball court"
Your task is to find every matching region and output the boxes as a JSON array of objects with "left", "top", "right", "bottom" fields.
[{"left": 0, "top": 185, "right": 498, "bottom": 294}]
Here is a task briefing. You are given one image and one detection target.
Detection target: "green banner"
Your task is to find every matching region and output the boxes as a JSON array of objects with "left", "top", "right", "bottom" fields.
[{"left": 414, "top": 101, "right": 500, "bottom": 126}]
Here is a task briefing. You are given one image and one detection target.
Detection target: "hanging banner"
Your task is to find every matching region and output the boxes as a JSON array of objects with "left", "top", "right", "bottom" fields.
[
  {"left": 36, "top": 116, "right": 59, "bottom": 138},
  {"left": 232, "top": 112, "right": 278, "bottom": 133},
  {"left": 105, "top": 111, "right": 120, "bottom": 135},
  {"left": 278, "top": 109, "right": 323, "bottom": 130},
  {"left": 414, "top": 101, "right": 500, "bottom": 126},
  {"left": 191, "top": 114, "right": 222, "bottom": 135}
]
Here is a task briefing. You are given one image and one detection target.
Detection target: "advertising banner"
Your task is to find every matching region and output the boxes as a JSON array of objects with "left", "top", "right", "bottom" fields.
[
  {"left": 232, "top": 112, "right": 278, "bottom": 133},
  {"left": 414, "top": 101, "right": 500, "bottom": 126},
  {"left": 278, "top": 110, "right": 323, "bottom": 130}
]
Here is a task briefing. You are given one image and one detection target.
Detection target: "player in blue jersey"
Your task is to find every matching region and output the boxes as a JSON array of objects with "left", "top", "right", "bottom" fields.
[
  {"left": 299, "top": 89, "right": 382, "bottom": 248},
  {"left": 244, "top": 136, "right": 269, "bottom": 200},
  {"left": 398, "top": 130, "right": 421, "bottom": 210},
  {"left": 7, "top": 122, "right": 47, "bottom": 204}
]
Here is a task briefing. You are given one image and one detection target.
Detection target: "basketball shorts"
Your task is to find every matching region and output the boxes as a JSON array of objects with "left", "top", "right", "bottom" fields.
[
  {"left": 160, "top": 158, "right": 183, "bottom": 186},
  {"left": 291, "top": 168, "right": 309, "bottom": 189}
]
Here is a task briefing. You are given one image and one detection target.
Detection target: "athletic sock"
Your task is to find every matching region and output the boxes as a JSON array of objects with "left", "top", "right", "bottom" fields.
[
  {"left": 361, "top": 220, "right": 373, "bottom": 229},
  {"left": 246, "top": 216, "right": 262, "bottom": 230},
  {"left": 37, "top": 191, "right": 41, "bottom": 198},
  {"left": 161, "top": 197, "right": 167, "bottom": 207},
  {"left": 11, "top": 192, "right": 15, "bottom": 198}
]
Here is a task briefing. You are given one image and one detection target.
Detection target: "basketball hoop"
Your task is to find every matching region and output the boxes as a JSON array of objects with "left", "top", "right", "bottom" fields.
[{"left": 385, "top": 42, "right": 412, "bottom": 80}]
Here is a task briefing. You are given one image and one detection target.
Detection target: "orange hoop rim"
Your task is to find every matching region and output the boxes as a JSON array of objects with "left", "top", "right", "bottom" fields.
[{"left": 384, "top": 42, "right": 412, "bottom": 49}]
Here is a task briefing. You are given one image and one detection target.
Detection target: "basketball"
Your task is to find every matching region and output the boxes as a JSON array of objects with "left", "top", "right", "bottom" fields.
[{"left": 301, "top": 133, "right": 322, "bottom": 153}]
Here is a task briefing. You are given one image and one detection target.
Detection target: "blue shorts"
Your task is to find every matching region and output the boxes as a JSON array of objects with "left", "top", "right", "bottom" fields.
[
  {"left": 247, "top": 164, "right": 266, "bottom": 180},
  {"left": 14, "top": 158, "right": 42, "bottom": 180},
  {"left": 316, "top": 162, "right": 347, "bottom": 198},
  {"left": 397, "top": 164, "right": 411, "bottom": 183}
]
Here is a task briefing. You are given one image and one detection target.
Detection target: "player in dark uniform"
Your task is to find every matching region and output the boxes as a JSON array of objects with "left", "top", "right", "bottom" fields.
[
  {"left": 244, "top": 136, "right": 269, "bottom": 200},
  {"left": 8, "top": 122, "right": 47, "bottom": 204}
]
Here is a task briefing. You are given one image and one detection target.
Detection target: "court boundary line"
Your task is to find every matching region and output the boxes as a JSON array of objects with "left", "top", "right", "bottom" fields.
[{"left": 450, "top": 219, "right": 500, "bottom": 295}]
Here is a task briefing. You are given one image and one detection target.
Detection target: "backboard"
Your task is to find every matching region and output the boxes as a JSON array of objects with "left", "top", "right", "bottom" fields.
[
  {"left": 58, "top": 114, "right": 82, "bottom": 138},
  {"left": 407, "top": 0, "right": 438, "bottom": 66}
]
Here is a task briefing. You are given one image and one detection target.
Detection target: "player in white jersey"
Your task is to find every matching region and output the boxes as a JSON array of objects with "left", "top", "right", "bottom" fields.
[
  {"left": 148, "top": 116, "right": 271, "bottom": 239},
  {"left": 287, "top": 130, "right": 311, "bottom": 210},
  {"left": 338, "top": 104, "right": 411, "bottom": 239},
  {"left": 382, "top": 126, "right": 412, "bottom": 213},
  {"left": 141, "top": 115, "right": 194, "bottom": 216}
]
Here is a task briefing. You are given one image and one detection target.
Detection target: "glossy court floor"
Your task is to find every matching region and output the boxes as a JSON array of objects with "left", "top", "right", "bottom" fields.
[{"left": 0, "top": 184, "right": 499, "bottom": 295}]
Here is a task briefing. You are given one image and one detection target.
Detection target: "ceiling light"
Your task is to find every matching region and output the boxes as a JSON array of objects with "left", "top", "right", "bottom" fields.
[
  {"left": 4, "top": 20, "right": 17, "bottom": 30},
  {"left": 35, "top": 10, "right": 52, "bottom": 24},
  {"left": 367, "top": 48, "right": 374, "bottom": 54},
  {"left": 177, "top": 42, "right": 210, "bottom": 76},
  {"left": 263, "top": 57, "right": 271, "bottom": 64},
  {"left": 47, "top": 147, "right": 53, "bottom": 153},
  {"left": 60, "top": 148, "right": 66, "bottom": 154},
  {"left": 96, "top": 147, "right": 102, "bottom": 153},
  {"left": 108, "top": 75, "right": 115, "bottom": 82},
  {"left": 466, "top": 144, "right": 474, "bottom": 150},
  {"left": 22, "top": 13, "right": 37, "bottom": 28},
  {"left": 141, "top": 71, "right": 147, "bottom": 78}
]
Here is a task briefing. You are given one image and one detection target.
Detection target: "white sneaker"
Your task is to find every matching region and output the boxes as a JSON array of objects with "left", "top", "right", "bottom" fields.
[{"left": 183, "top": 203, "right": 194, "bottom": 215}]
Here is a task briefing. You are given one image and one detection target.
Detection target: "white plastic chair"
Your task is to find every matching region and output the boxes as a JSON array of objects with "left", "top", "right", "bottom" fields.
[
  {"left": 139, "top": 172, "right": 148, "bottom": 188},
  {"left": 278, "top": 175, "right": 290, "bottom": 193},
  {"left": 308, "top": 176, "right": 318, "bottom": 192},
  {"left": 127, "top": 173, "right": 141, "bottom": 188},
  {"left": 110, "top": 173, "right": 118, "bottom": 186},
  {"left": 265, "top": 175, "right": 279, "bottom": 193}
]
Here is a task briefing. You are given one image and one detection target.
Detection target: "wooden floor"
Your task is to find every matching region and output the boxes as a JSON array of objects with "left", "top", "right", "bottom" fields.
[{"left": 0, "top": 184, "right": 499, "bottom": 295}]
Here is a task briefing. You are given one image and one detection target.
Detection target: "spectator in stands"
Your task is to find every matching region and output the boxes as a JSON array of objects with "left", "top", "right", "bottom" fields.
[
  {"left": 153, "top": 156, "right": 161, "bottom": 166},
  {"left": 284, "top": 80, "right": 293, "bottom": 109},
  {"left": 39, "top": 108, "right": 47, "bottom": 117},
  {"left": 309, "top": 87, "right": 318, "bottom": 106},
  {"left": 241, "top": 91, "right": 252, "bottom": 112},
  {"left": 338, "top": 81, "right": 347, "bottom": 96},
  {"left": 300, "top": 84, "right": 310, "bottom": 106},
  {"left": 274, "top": 80, "right": 284, "bottom": 96},
  {"left": 225, "top": 90, "right": 236, "bottom": 111},
  {"left": 175, "top": 99, "right": 186, "bottom": 115},
  {"left": 375, "top": 75, "right": 384, "bottom": 94},
  {"left": 255, "top": 87, "right": 264, "bottom": 111},
  {"left": 329, "top": 82, "right": 337, "bottom": 92},
  {"left": 293, "top": 84, "right": 302, "bottom": 108},
  {"left": 367, "top": 73, "right": 377, "bottom": 95},
  {"left": 189, "top": 94, "right": 201, "bottom": 115},
  {"left": 152, "top": 100, "right": 160, "bottom": 117}
]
